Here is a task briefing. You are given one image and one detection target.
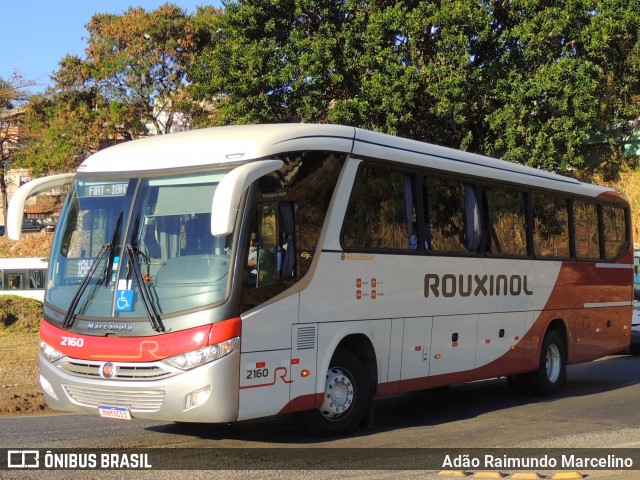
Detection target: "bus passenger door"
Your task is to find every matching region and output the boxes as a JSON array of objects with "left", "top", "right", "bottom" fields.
[
  {"left": 399, "top": 317, "right": 432, "bottom": 392},
  {"left": 237, "top": 198, "right": 299, "bottom": 420}
]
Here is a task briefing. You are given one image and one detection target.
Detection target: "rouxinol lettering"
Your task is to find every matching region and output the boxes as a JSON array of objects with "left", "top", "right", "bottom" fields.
[{"left": 424, "top": 273, "right": 533, "bottom": 298}]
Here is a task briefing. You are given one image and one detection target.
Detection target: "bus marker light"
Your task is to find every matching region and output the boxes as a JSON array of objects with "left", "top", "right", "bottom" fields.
[
  {"left": 256, "top": 362, "right": 266, "bottom": 368},
  {"left": 301, "top": 370, "right": 310, "bottom": 377},
  {"left": 291, "top": 358, "right": 300, "bottom": 365},
  {"left": 434, "top": 354, "right": 442, "bottom": 359}
]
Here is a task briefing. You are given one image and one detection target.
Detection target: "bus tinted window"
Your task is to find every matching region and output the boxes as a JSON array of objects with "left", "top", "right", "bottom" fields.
[
  {"left": 603, "top": 205, "right": 628, "bottom": 261},
  {"left": 532, "top": 193, "right": 570, "bottom": 258},
  {"left": 342, "top": 166, "right": 417, "bottom": 250},
  {"left": 484, "top": 186, "right": 527, "bottom": 257},
  {"left": 574, "top": 200, "right": 600, "bottom": 261},
  {"left": 29, "top": 270, "right": 47, "bottom": 289},
  {"left": 424, "top": 177, "right": 480, "bottom": 253}
]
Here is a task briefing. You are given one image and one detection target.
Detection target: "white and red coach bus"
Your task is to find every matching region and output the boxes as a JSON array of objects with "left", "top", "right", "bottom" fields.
[{"left": 8, "top": 124, "right": 633, "bottom": 436}]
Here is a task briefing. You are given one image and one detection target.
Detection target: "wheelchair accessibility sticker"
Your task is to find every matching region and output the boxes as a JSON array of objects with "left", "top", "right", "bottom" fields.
[{"left": 115, "top": 290, "right": 134, "bottom": 311}]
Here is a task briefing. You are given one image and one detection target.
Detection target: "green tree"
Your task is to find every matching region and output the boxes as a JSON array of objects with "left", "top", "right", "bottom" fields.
[
  {"left": 0, "top": 72, "right": 34, "bottom": 226},
  {"left": 17, "top": 89, "right": 132, "bottom": 175},
  {"left": 484, "top": 0, "right": 640, "bottom": 171},
  {"left": 189, "top": 0, "right": 640, "bottom": 173},
  {"left": 59, "top": 3, "right": 201, "bottom": 135},
  {"left": 20, "top": 4, "right": 205, "bottom": 175}
]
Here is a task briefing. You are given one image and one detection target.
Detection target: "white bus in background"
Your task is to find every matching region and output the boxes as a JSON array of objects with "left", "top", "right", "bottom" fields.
[
  {"left": 0, "top": 257, "right": 48, "bottom": 302},
  {"left": 7, "top": 124, "right": 633, "bottom": 436}
]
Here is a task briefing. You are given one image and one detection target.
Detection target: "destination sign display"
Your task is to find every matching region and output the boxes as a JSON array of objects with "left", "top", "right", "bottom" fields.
[{"left": 80, "top": 182, "right": 129, "bottom": 197}]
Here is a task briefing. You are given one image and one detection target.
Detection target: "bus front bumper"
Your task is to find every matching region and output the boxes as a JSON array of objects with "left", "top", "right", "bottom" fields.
[{"left": 38, "top": 348, "right": 240, "bottom": 423}]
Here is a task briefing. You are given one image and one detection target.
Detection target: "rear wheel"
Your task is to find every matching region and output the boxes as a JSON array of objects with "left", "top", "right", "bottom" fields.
[
  {"left": 293, "top": 348, "right": 371, "bottom": 437},
  {"left": 527, "top": 329, "right": 566, "bottom": 395}
]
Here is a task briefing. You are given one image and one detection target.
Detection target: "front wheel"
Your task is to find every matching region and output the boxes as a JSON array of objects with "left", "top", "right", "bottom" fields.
[
  {"left": 293, "top": 348, "right": 371, "bottom": 437},
  {"left": 527, "top": 329, "right": 566, "bottom": 395}
]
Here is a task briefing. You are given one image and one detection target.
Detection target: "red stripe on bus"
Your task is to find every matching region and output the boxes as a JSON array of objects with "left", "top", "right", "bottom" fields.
[{"left": 40, "top": 317, "right": 242, "bottom": 362}]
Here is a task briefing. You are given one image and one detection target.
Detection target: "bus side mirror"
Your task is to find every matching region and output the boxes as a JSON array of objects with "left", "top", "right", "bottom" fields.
[
  {"left": 210, "top": 159, "right": 283, "bottom": 236},
  {"left": 7, "top": 173, "right": 75, "bottom": 240}
]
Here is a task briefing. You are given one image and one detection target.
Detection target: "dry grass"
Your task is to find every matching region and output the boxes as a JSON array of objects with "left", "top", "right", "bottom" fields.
[
  {"left": 0, "top": 231, "right": 55, "bottom": 415},
  {"left": 0, "top": 296, "right": 43, "bottom": 334},
  {"left": 0, "top": 231, "right": 54, "bottom": 258},
  {"left": 0, "top": 295, "right": 53, "bottom": 415}
]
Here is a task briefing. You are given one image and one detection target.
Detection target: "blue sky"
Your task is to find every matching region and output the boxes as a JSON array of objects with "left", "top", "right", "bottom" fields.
[{"left": 1, "top": 1, "right": 222, "bottom": 92}]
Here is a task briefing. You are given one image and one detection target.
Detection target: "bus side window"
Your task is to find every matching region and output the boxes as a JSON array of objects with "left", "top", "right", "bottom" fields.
[
  {"left": 253, "top": 203, "right": 279, "bottom": 288},
  {"left": 342, "top": 166, "right": 417, "bottom": 250},
  {"left": 424, "top": 176, "right": 481, "bottom": 254},
  {"left": 246, "top": 201, "right": 297, "bottom": 288},
  {"left": 32, "top": 269, "right": 46, "bottom": 289},
  {"left": 602, "top": 204, "right": 629, "bottom": 262},
  {"left": 8, "top": 274, "right": 22, "bottom": 290},
  {"left": 484, "top": 185, "right": 528, "bottom": 257},
  {"left": 532, "top": 193, "right": 570, "bottom": 259}
]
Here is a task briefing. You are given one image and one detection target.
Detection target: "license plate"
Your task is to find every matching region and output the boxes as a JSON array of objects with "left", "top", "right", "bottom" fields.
[{"left": 98, "top": 405, "right": 132, "bottom": 420}]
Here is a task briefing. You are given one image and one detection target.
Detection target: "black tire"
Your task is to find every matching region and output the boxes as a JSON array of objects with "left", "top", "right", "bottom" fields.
[
  {"left": 527, "top": 329, "right": 566, "bottom": 395},
  {"left": 293, "top": 348, "right": 371, "bottom": 437},
  {"left": 630, "top": 344, "right": 640, "bottom": 355},
  {"left": 507, "top": 374, "right": 530, "bottom": 395}
]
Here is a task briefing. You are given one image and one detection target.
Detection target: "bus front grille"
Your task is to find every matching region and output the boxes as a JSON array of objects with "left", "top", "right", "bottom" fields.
[
  {"left": 63, "top": 385, "right": 165, "bottom": 412},
  {"left": 59, "top": 361, "right": 172, "bottom": 380}
]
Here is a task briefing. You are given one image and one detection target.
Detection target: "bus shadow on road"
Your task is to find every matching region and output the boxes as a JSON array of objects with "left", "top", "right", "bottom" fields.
[{"left": 147, "top": 353, "right": 640, "bottom": 443}]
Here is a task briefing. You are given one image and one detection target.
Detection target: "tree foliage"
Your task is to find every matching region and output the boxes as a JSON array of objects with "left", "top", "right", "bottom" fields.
[
  {"left": 189, "top": 0, "right": 640, "bottom": 172},
  {"left": 19, "top": 3, "right": 205, "bottom": 175},
  {"left": 0, "top": 72, "right": 34, "bottom": 225},
  {"left": 60, "top": 3, "right": 200, "bottom": 135},
  {"left": 17, "top": 89, "right": 128, "bottom": 175},
  {"left": 14, "top": 1, "right": 640, "bottom": 175}
]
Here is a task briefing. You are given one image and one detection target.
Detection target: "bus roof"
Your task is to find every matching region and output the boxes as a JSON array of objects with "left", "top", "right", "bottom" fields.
[
  {"left": 78, "top": 124, "right": 618, "bottom": 198},
  {"left": 0, "top": 257, "right": 48, "bottom": 270}
]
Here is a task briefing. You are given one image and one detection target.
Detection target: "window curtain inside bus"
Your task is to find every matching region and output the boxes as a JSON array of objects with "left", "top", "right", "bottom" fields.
[
  {"left": 465, "top": 185, "right": 481, "bottom": 252},
  {"left": 278, "top": 202, "right": 296, "bottom": 279},
  {"left": 405, "top": 176, "right": 417, "bottom": 250}
]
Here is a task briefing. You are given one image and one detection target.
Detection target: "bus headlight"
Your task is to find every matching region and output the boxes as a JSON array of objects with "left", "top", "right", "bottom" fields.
[
  {"left": 162, "top": 337, "right": 238, "bottom": 371},
  {"left": 39, "top": 340, "right": 65, "bottom": 363}
]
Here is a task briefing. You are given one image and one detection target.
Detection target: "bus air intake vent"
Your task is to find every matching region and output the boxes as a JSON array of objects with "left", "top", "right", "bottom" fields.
[
  {"left": 63, "top": 385, "right": 165, "bottom": 412},
  {"left": 296, "top": 326, "right": 316, "bottom": 350}
]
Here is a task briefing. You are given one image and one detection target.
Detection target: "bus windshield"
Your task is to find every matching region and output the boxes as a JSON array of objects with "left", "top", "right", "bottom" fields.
[{"left": 47, "top": 171, "right": 234, "bottom": 320}]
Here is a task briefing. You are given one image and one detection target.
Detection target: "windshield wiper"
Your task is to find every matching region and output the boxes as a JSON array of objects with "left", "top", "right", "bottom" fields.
[
  {"left": 61, "top": 243, "right": 110, "bottom": 329},
  {"left": 124, "top": 243, "right": 165, "bottom": 332},
  {"left": 103, "top": 213, "right": 123, "bottom": 286},
  {"left": 62, "top": 212, "right": 123, "bottom": 329}
]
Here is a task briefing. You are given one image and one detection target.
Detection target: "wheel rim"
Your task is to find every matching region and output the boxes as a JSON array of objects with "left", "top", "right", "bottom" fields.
[
  {"left": 546, "top": 343, "right": 561, "bottom": 383},
  {"left": 320, "top": 367, "right": 355, "bottom": 420}
]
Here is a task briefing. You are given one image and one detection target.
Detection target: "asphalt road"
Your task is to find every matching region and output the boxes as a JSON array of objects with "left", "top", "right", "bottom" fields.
[{"left": 2, "top": 353, "right": 640, "bottom": 479}]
